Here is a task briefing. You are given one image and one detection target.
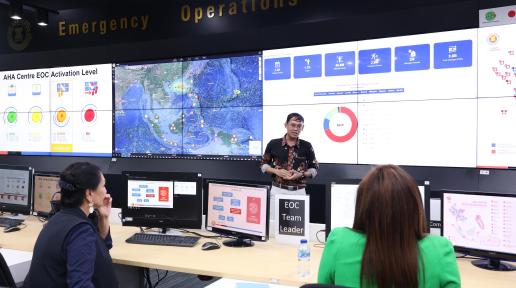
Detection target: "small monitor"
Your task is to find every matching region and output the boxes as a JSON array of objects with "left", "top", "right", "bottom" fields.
[
  {"left": 121, "top": 171, "right": 203, "bottom": 229},
  {"left": 326, "top": 179, "right": 430, "bottom": 236},
  {"left": 206, "top": 180, "right": 269, "bottom": 247},
  {"left": 441, "top": 190, "right": 516, "bottom": 271},
  {"left": 32, "top": 172, "right": 61, "bottom": 217},
  {"left": 0, "top": 165, "right": 33, "bottom": 215}
]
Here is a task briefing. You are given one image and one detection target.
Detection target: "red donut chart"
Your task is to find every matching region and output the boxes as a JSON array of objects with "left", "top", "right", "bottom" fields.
[{"left": 323, "top": 107, "right": 358, "bottom": 142}]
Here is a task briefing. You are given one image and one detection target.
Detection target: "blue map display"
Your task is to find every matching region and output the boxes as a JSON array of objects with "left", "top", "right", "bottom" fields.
[{"left": 114, "top": 55, "right": 263, "bottom": 157}]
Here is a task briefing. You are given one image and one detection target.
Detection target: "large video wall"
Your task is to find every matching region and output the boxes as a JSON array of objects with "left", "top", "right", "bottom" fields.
[{"left": 1, "top": 24, "right": 515, "bottom": 168}]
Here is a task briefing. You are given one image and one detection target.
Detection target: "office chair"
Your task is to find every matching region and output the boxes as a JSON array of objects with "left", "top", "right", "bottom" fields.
[
  {"left": 300, "top": 284, "right": 350, "bottom": 288},
  {"left": 0, "top": 252, "right": 17, "bottom": 288}
]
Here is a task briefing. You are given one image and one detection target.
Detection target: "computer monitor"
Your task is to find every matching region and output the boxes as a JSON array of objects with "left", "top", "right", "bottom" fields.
[
  {"left": 0, "top": 165, "right": 33, "bottom": 215},
  {"left": 32, "top": 172, "right": 60, "bottom": 217},
  {"left": 441, "top": 190, "right": 516, "bottom": 271},
  {"left": 205, "top": 180, "right": 269, "bottom": 247},
  {"left": 326, "top": 179, "right": 430, "bottom": 236},
  {"left": 121, "top": 171, "right": 203, "bottom": 230}
]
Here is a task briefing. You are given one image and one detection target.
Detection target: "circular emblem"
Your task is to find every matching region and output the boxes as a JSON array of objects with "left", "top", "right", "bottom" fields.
[
  {"left": 484, "top": 11, "right": 496, "bottom": 22},
  {"left": 7, "top": 19, "right": 32, "bottom": 51},
  {"left": 487, "top": 33, "right": 499, "bottom": 45}
]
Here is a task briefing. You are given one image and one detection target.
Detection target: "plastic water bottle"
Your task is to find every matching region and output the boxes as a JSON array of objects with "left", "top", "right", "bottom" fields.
[{"left": 297, "top": 239, "right": 310, "bottom": 278}]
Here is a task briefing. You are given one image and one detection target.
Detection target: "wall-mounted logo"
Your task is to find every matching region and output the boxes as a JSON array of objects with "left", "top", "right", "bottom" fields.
[
  {"left": 484, "top": 11, "right": 496, "bottom": 22},
  {"left": 7, "top": 19, "right": 32, "bottom": 51}
]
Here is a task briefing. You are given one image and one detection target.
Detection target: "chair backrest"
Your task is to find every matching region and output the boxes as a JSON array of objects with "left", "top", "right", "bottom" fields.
[
  {"left": 0, "top": 252, "right": 17, "bottom": 288},
  {"left": 300, "top": 284, "right": 350, "bottom": 288}
]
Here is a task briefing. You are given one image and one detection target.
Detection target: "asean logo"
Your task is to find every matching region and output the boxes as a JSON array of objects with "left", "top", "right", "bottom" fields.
[{"left": 7, "top": 19, "right": 32, "bottom": 51}]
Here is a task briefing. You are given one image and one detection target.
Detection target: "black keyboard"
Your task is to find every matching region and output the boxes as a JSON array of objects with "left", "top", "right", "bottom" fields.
[
  {"left": 0, "top": 217, "right": 24, "bottom": 227},
  {"left": 126, "top": 233, "right": 200, "bottom": 247}
]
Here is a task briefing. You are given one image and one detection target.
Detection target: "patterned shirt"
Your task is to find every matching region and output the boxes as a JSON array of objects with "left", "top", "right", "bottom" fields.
[{"left": 261, "top": 135, "right": 319, "bottom": 187}]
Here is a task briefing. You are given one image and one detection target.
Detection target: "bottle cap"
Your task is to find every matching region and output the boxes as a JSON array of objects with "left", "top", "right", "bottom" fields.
[{"left": 300, "top": 239, "right": 308, "bottom": 244}]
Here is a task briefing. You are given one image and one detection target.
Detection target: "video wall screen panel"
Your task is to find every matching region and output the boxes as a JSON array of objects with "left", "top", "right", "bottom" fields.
[
  {"left": 114, "top": 53, "right": 263, "bottom": 159},
  {"left": 0, "top": 64, "right": 112, "bottom": 156},
  {"left": 263, "top": 28, "right": 478, "bottom": 167},
  {"left": 477, "top": 24, "right": 516, "bottom": 168},
  {"left": 1, "top": 23, "right": 516, "bottom": 169}
]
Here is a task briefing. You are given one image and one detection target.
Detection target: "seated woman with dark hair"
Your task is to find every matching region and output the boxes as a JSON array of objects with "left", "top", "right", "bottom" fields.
[
  {"left": 25, "top": 162, "right": 118, "bottom": 288},
  {"left": 318, "top": 165, "right": 460, "bottom": 288}
]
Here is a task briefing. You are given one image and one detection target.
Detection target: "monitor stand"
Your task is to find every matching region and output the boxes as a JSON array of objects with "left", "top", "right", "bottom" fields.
[
  {"left": 472, "top": 259, "right": 516, "bottom": 271},
  {"left": 223, "top": 237, "right": 254, "bottom": 247}
]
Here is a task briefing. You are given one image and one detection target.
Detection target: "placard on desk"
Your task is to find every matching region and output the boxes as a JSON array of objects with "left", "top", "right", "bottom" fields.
[{"left": 274, "top": 195, "right": 310, "bottom": 245}]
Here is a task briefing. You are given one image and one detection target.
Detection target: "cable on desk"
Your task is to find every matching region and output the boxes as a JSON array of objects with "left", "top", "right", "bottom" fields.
[
  {"left": 176, "top": 228, "right": 224, "bottom": 239},
  {"left": 313, "top": 229, "right": 326, "bottom": 248}
]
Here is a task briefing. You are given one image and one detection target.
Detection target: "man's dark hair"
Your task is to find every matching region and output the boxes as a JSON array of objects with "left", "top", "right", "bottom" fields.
[
  {"left": 286, "top": 112, "right": 304, "bottom": 123},
  {"left": 59, "top": 162, "right": 102, "bottom": 208}
]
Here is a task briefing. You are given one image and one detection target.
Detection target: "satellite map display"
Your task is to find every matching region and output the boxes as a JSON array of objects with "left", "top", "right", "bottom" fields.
[{"left": 114, "top": 54, "right": 263, "bottom": 157}]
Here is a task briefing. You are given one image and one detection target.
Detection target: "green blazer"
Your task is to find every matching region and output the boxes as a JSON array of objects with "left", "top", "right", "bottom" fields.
[{"left": 318, "top": 227, "right": 461, "bottom": 287}]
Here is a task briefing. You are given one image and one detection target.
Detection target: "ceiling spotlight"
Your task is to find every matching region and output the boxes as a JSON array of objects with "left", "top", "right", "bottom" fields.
[
  {"left": 9, "top": 1, "right": 23, "bottom": 20},
  {"left": 37, "top": 9, "right": 48, "bottom": 26}
]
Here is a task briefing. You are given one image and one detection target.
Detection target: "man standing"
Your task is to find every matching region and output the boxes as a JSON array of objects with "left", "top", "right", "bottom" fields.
[{"left": 260, "top": 113, "right": 319, "bottom": 233}]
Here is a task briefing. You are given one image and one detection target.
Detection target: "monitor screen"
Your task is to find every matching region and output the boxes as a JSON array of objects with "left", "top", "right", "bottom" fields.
[
  {"left": 441, "top": 190, "right": 516, "bottom": 270},
  {"left": 113, "top": 52, "right": 263, "bottom": 160},
  {"left": 326, "top": 180, "right": 430, "bottom": 235},
  {"left": 0, "top": 165, "right": 33, "bottom": 215},
  {"left": 32, "top": 172, "right": 60, "bottom": 216},
  {"left": 206, "top": 180, "right": 269, "bottom": 247},
  {"left": 121, "top": 171, "right": 202, "bottom": 229}
]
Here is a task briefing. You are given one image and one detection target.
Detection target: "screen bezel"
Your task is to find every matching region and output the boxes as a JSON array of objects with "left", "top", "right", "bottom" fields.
[
  {"left": 32, "top": 171, "right": 60, "bottom": 217},
  {"left": 325, "top": 179, "right": 431, "bottom": 238},
  {"left": 0, "top": 165, "right": 33, "bottom": 215},
  {"left": 121, "top": 171, "right": 203, "bottom": 229},
  {"left": 205, "top": 179, "right": 270, "bottom": 242},
  {"left": 440, "top": 190, "right": 516, "bottom": 262}
]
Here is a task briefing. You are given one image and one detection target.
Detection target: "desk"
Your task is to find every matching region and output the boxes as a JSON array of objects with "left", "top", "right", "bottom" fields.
[
  {"left": 1, "top": 217, "right": 515, "bottom": 287},
  {"left": 0, "top": 248, "right": 32, "bottom": 285}
]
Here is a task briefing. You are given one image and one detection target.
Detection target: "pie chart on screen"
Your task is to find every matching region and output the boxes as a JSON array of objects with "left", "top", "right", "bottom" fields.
[
  {"left": 53, "top": 107, "right": 70, "bottom": 127},
  {"left": 29, "top": 106, "right": 43, "bottom": 124},
  {"left": 323, "top": 107, "right": 358, "bottom": 142},
  {"left": 4, "top": 107, "right": 17, "bottom": 125},
  {"left": 81, "top": 104, "right": 97, "bottom": 126}
]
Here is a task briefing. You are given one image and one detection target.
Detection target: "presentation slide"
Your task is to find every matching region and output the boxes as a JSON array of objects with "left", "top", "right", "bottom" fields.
[
  {"left": 207, "top": 183, "right": 267, "bottom": 237},
  {"left": 478, "top": 24, "right": 516, "bottom": 99},
  {"left": 443, "top": 193, "right": 516, "bottom": 255},
  {"left": 127, "top": 180, "right": 174, "bottom": 209},
  {"left": 263, "top": 29, "right": 478, "bottom": 167},
  {"left": 114, "top": 53, "right": 263, "bottom": 158},
  {"left": 263, "top": 103, "right": 358, "bottom": 164},
  {"left": 357, "top": 99, "right": 477, "bottom": 167},
  {"left": 477, "top": 24, "right": 516, "bottom": 167},
  {"left": 0, "top": 64, "right": 112, "bottom": 156},
  {"left": 49, "top": 64, "right": 113, "bottom": 156},
  {"left": 357, "top": 29, "right": 477, "bottom": 103},
  {"left": 263, "top": 42, "right": 359, "bottom": 164},
  {"left": 0, "top": 68, "right": 51, "bottom": 154}
]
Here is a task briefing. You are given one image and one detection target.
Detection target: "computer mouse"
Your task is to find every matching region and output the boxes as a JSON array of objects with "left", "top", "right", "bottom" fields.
[
  {"left": 201, "top": 241, "right": 221, "bottom": 251},
  {"left": 3, "top": 225, "right": 21, "bottom": 233}
]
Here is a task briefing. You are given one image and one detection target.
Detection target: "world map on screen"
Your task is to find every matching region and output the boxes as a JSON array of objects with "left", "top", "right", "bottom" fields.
[{"left": 114, "top": 55, "right": 263, "bottom": 157}]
